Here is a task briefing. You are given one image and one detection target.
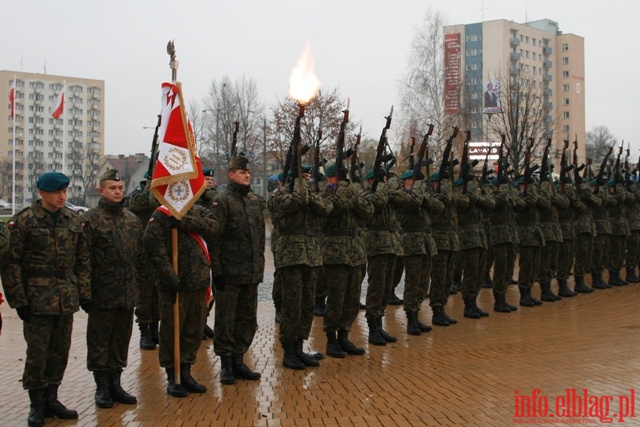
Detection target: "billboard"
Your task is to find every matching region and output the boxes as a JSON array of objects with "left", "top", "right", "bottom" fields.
[
  {"left": 469, "top": 141, "right": 501, "bottom": 161},
  {"left": 483, "top": 80, "right": 502, "bottom": 114},
  {"left": 444, "top": 33, "right": 461, "bottom": 115}
]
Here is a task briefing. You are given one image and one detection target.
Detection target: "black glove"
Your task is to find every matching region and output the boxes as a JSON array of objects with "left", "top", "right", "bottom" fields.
[
  {"left": 165, "top": 216, "right": 181, "bottom": 229},
  {"left": 80, "top": 299, "right": 94, "bottom": 314},
  {"left": 212, "top": 275, "right": 226, "bottom": 292},
  {"left": 167, "top": 275, "right": 180, "bottom": 303},
  {"left": 16, "top": 306, "right": 31, "bottom": 323}
]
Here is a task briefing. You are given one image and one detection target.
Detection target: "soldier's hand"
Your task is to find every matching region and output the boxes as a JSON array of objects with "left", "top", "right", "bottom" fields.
[
  {"left": 212, "top": 275, "right": 226, "bottom": 292},
  {"left": 80, "top": 299, "right": 94, "bottom": 314},
  {"left": 16, "top": 306, "right": 31, "bottom": 323},
  {"left": 165, "top": 216, "right": 181, "bottom": 229}
]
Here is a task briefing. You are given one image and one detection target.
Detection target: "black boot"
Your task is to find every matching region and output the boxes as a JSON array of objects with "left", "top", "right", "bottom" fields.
[
  {"left": 44, "top": 383, "right": 78, "bottom": 419},
  {"left": 406, "top": 311, "right": 421, "bottom": 335},
  {"left": 203, "top": 324, "right": 214, "bottom": 339},
  {"left": 232, "top": 353, "right": 261, "bottom": 380},
  {"left": 93, "top": 370, "right": 114, "bottom": 408},
  {"left": 376, "top": 317, "right": 397, "bottom": 342},
  {"left": 27, "top": 388, "right": 46, "bottom": 427},
  {"left": 275, "top": 310, "right": 282, "bottom": 324},
  {"left": 367, "top": 318, "right": 386, "bottom": 345},
  {"left": 483, "top": 271, "right": 494, "bottom": 288},
  {"left": 463, "top": 298, "right": 481, "bottom": 319},
  {"left": 473, "top": 298, "right": 490, "bottom": 317},
  {"left": 519, "top": 287, "right": 535, "bottom": 307},
  {"left": 337, "top": 329, "right": 365, "bottom": 355},
  {"left": 608, "top": 269, "right": 623, "bottom": 286},
  {"left": 219, "top": 355, "right": 235, "bottom": 385},
  {"left": 450, "top": 281, "right": 462, "bottom": 294},
  {"left": 442, "top": 308, "right": 458, "bottom": 324},
  {"left": 629, "top": 266, "right": 640, "bottom": 283},
  {"left": 504, "top": 294, "right": 518, "bottom": 311},
  {"left": 180, "top": 364, "right": 207, "bottom": 393},
  {"left": 431, "top": 306, "right": 450, "bottom": 326},
  {"left": 326, "top": 331, "right": 346, "bottom": 358},
  {"left": 139, "top": 323, "right": 156, "bottom": 350},
  {"left": 414, "top": 311, "right": 432, "bottom": 332},
  {"left": 294, "top": 340, "right": 320, "bottom": 366},
  {"left": 313, "top": 296, "right": 326, "bottom": 316},
  {"left": 591, "top": 271, "right": 608, "bottom": 289},
  {"left": 574, "top": 276, "right": 594, "bottom": 293},
  {"left": 528, "top": 288, "right": 543, "bottom": 305},
  {"left": 149, "top": 321, "right": 159, "bottom": 345},
  {"left": 109, "top": 369, "right": 138, "bottom": 403},
  {"left": 558, "top": 278, "right": 578, "bottom": 296},
  {"left": 618, "top": 270, "right": 630, "bottom": 285},
  {"left": 282, "top": 342, "right": 305, "bottom": 370},
  {"left": 388, "top": 291, "right": 403, "bottom": 305},
  {"left": 540, "top": 282, "right": 556, "bottom": 302},
  {"left": 493, "top": 292, "right": 511, "bottom": 313},
  {"left": 165, "top": 366, "right": 189, "bottom": 397}
]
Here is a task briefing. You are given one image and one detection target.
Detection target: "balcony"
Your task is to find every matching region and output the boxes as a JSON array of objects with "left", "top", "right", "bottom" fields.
[
  {"left": 546, "top": 88, "right": 553, "bottom": 96},
  {"left": 543, "top": 46, "right": 552, "bottom": 55},
  {"left": 510, "top": 52, "right": 521, "bottom": 61},
  {"left": 545, "top": 101, "right": 553, "bottom": 110},
  {"left": 510, "top": 68, "right": 520, "bottom": 76},
  {"left": 543, "top": 74, "right": 553, "bottom": 82},
  {"left": 543, "top": 60, "right": 552, "bottom": 68},
  {"left": 510, "top": 37, "right": 521, "bottom": 46},
  {"left": 545, "top": 115, "right": 553, "bottom": 123}
]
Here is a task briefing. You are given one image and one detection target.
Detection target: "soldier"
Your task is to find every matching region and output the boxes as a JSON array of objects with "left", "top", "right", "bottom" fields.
[
  {"left": 624, "top": 179, "right": 640, "bottom": 282},
  {"left": 82, "top": 169, "right": 143, "bottom": 408},
  {"left": 572, "top": 177, "right": 600, "bottom": 292},
  {"left": 397, "top": 169, "right": 442, "bottom": 334},
  {"left": 268, "top": 173, "right": 285, "bottom": 324},
  {"left": 0, "top": 220, "right": 7, "bottom": 335},
  {"left": 1, "top": 171, "right": 90, "bottom": 427},
  {"left": 429, "top": 172, "right": 468, "bottom": 326},
  {"left": 211, "top": 156, "right": 265, "bottom": 385},
  {"left": 590, "top": 179, "right": 614, "bottom": 289},
  {"left": 128, "top": 171, "right": 161, "bottom": 350},
  {"left": 554, "top": 179, "right": 579, "bottom": 296},
  {"left": 606, "top": 179, "right": 632, "bottom": 285},
  {"left": 144, "top": 201, "right": 218, "bottom": 397},
  {"left": 321, "top": 162, "right": 374, "bottom": 357},
  {"left": 271, "top": 172, "right": 332, "bottom": 369}
]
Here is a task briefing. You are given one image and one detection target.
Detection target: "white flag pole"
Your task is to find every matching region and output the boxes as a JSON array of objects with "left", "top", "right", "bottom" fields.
[
  {"left": 11, "top": 74, "right": 16, "bottom": 216},
  {"left": 62, "top": 81, "right": 66, "bottom": 175}
]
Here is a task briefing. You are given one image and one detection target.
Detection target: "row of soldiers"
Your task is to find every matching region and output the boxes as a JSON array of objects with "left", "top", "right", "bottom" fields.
[
  {"left": 268, "top": 159, "right": 640, "bottom": 366},
  {"left": 0, "top": 155, "right": 266, "bottom": 427}
]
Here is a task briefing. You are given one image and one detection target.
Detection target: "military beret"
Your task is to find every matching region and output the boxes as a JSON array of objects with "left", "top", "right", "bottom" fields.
[
  {"left": 277, "top": 172, "right": 285, "bottom": 182},
  {"left": 301, "top": 164, "right": 313, "bottom": 174},
  {"left": 514, "top": 176, "right": 525, "bottom": 185},
  {"left": 36, "top": 172, "right": 70, "bottom": 192},
  {"left": 365, "top": 170, "right": 375, "bottom": 180},
  {"left": 429, "top": 172, "right": 441, "bottom": 181},
  {"left": 143, "top": 170, "right": 151, "bottom": 180},
  {"left": 589, "top": 179, "right": 599, "bottom": 186},
  {"left": 99, "top": 169, "right": 121, "bottom": 183},
  {"left": 607, "top": 179, "right": 616, "bottom": 187},
  {"left": 454, "top": 178, "right": 464, "bottom": 187},
  {"left": 400, "top": 169, "right": 414, "bottom": 180},
  {"left": 324, "top": 162, "right": 337, "bottom": 177},
  {"left": 490, "top": 177, "right": 500, "bottom": 186},
  {"left": 228, "top": 156, "right": 250, "bottom": 171},
  {"left": 203, "top": 168, "right": 215, "bottom": 177}
]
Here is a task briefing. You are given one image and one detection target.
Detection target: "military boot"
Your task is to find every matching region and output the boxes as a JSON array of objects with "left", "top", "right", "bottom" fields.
[
  {"left": 472, "top": 298, "right": 490, "bottom": 317},
  {"left": 388, "top": 291, "right": 403, "bottom": 305},
  {"left": 219, "top": 355, "right": 235, "bottom": 385},
  {"left": 540, "top": 282, "right": 557, "bottom": 302},
  {"left": 414, "top": 311, "right": 432, "bottom": 332},
  {"left": 148, "top": 321, "right": 160, "bottom": 345},
  {"left": 294, "top": 340, "right": 320, "bottom": 366},
  {"left": 313, "top": 296, "right": 326, "bottom": 316},
  {"left": 93, "top": 370, "right": 114, "bottom": 408},
  {"left": 432, "top": 306, "right": 450, "bottom": 326},
  {"left": 442, "top": 308, "right": 458, "bottom": 324},
  {"left": 367, "top": 318, "right": 386, "bottom": 346},
  {"left": 44, "top": 383, "right": 78, "bottom": 419},
  {"left": 282, "top": 342, "right": 305, "bottom": 370},
  {"left": 139, "top": 323, "right": 156, "bottom": 350},
  {"left": 203, "top": 324, "right": 214, "bottom": 339},
  {"left": 180, "top": 364, "right": 207, "bottom": 393},
  {"left": 27, "top": 388, "right": 46, "bottom": 427},
  {"left": 165, "top": 366, "right": 189, "bottom": 397},
  {"left": 574, "top": 276, "right": 594, "bottom": 293},
  {"left": 528, "top": 288, "right": 543, "bottom": 305},
  {"left": 519, "top": 287, "right": 535, "bottom": 307},
  {"left": 450, "top": 280, "right": 462, "bottom": 294},
  {"left": 406, "top": 311, "right": 421, "bottom": 336},
  {"left": 376, "top": 317, "right": 397, "bottom": 342},
  {"left": 337, "top": 329, "right": 365, "bottom": 355},
  {"left": 109, "top": 369, "right": 138, "bottom": 404},
  {"left": 493, "top": 292, "right": 511, "bottom": 313},
  {"left": 629, "top": 266, "right": 640, "bottom": 283},
  {"left": 232, "top": 353, "right": 261, "bottom": 380},
  {"left": 483, "top": 271, "right": 494, "bottom": 288},
  {"left": 591, "top": 271, "right": 608, "bottom": 289},
  {"left": 463, "top": 298, "right": 481, "bottom": 319},
  {"left": 608, "top": 269, "right": 623, "bottom": 286},
  {"left": 326, "top": 331, "right": 347, "bottom": 358},
  {"left": 558, "top": 278, "right": 578, "bottom": 296}
]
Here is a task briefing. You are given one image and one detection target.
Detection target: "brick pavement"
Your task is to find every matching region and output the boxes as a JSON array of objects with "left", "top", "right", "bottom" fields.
[{"left": 0, "top": 277, "right": 638, "bottom": 426}]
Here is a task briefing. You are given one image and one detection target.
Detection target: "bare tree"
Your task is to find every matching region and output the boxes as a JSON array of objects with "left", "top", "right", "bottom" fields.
[
  {"left": 68, "top": 140, "right": 102, "bottom": 205},
  {"left": 586, "top": 125, "right": 617, "bottom": 164}
]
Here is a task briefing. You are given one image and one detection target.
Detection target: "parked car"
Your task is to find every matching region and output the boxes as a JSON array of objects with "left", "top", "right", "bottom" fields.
[
  {"left": 65, "top": 201, "right": 89, "bottom": 214},
  {"left": 0, "top": 199, "right": 13, "bottom": 210}
]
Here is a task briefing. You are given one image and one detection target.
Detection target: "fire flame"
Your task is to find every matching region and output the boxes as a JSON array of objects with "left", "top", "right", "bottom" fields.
[{"left": 289, "top": 42, "right": 321, "bottom": 105}]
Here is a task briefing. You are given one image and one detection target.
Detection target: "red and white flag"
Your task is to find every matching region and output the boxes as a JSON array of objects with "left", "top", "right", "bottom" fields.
[
  {"left": 51, "top": 90, "right": 64, "bottom": 119},
  {"left": 150, "top": 82, "right": 205, "bottom": 219},
  {"left": 9, "top": 86, "right": 15, "bottom": 119}
]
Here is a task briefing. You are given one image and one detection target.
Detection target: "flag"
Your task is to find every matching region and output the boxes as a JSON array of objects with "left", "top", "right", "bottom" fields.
[
  {"left": 9, "top": 86, "right": 14, "bottom": 119},
  {"left": 150, "top": 82, "right": 205, "bottom": 219},
  {"left": 51, "top": 90, "right": 64, "bottom": 119}
]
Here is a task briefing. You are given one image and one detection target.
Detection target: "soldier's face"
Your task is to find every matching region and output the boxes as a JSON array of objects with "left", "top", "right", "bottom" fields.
[
  {"left": 99, "top": 180, "right": 124, "bottom": 203},
  {"left": 204, "top": 176, "right": 214, "bottom": 189},
  {"left": 229, "top": 169, "right": 251, "bottom": 186},
  {"left": 39, "top": 188, "right": 67, "bottom": 212}
]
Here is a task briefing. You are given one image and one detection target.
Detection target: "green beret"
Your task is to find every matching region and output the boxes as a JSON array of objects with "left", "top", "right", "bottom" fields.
[
  {"left": 607, "top": 179, "right": 616, "bottom": 187},
  {"left": 365, "top": 170, "right": 375, "bottom": 180},
  {"left": 324, "top": 162, "right": 337, "bottom": 177},
  {"left": 203, "top": 168, "right": 214, "bottom": 177},
  {"left": 400, "top": 169, "right": 414, "bottom": 180},
  {"left": 515, "top": 176, "right": 525, "bottom": 185},
  {"left": 589, "top": 179, "right": 599, "bottom": 186},
  {"left": 229, "top": 156, "right": 250, "bottom": 171},
  {"left": 429, "top": 172, "right": 440, "bottom": 181},
  {"left": 454, "top": 178, "right": 464, "bottom": 187},
  {"left": 301, "top": 164, "right": 313, "bottom": 174},
  {"left": 490, "top": 177, "right": 500, "bottom": 186},
  {"left": 277, "top": 172, "right": 285, "bottom": 182},
  {"left": 99, "top": 169, "right": 121, "bottom": 183},
  {"left": 36, "top": 172, "right": 70, "bottom": 192},
  {"left": 143, "top": 170, "right": 151, "bottom": 180}
]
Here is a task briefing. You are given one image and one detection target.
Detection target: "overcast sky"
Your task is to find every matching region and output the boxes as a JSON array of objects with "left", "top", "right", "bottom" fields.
[{"left": 2, "top": 0, "right": 638, "bottom": 156}]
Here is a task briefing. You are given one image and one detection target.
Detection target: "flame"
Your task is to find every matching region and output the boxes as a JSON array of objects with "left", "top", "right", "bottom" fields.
[{"left": 289, "top": 42, "right": 321, "bottom": 105}]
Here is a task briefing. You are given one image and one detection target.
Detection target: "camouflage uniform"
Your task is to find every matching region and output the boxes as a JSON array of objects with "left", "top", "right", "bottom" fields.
[
  {"left": 555, "top": 183, "right": 578, "bottom": 295},
  {"left": 196, "top": 188, "right": 219, "bottom": 209},
  {"left": 267, "top": 189, "right": 283, "bottom": 320},
  {"left": 0, "top": 221, "right": 8, "bottom": 256},
  {"left": 1, "top": 201, "right": 91, "bottom": 390},
  {"left": 590, "top": 184, "right": 614, "bottom": 287},
  {"left": 83, "top": 197, "right": 144, "bottom": 375},
  {"left": 625, "top": 183, "right": 640, "bottom": 281},
  {"left": 572, "top": 182, "right": 600, "bottom": 290},
  {"left": 607, "top": 183, "right": 632, "bottom": 282}
]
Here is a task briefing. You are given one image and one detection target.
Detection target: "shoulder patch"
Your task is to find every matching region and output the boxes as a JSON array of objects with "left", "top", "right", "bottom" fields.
[
  {"left": 211, "top": 203, "right": 218, "bottom": 208},
  {"left": 7, "top": 221, "right": 15, "bottom": 228},
  {"left": 148, "top": 217, "right": 155, "bottom": 223}
]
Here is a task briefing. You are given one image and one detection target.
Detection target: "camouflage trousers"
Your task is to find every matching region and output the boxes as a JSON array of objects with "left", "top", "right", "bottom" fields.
[
  {"left": 591, "top": 234, "right": 609, "bottom": 274},
  {"left": 279, "top": 265, "right": 318, "bottom": 343},
  {"left": 460, "top": 247, "right": 486, "bottom": 300},
  {"left": 429, "top": 249, "right": 456, "bottom": 308},
  {"left": 214, "top": 282, "right": 258, "bottom": 357},
  {"left": 539, "top": 240, "right": 559, "bottom": 283},
  {"left": 87, "top": 308, "right": 134, "bottom": 372},
  {"left": 323, "top": 264, "right": 364, "bottom": 333},
  {"left": 22, "top": 314, "right": 73, "bottom": 390},
  {"left": 608, "top": 235, "right": 627, "bottom": 271},
  {"left": 556, "top": 240, "right": 574, "bottom": 280},
  {"left": 135, "top": 259, "right": 160, "bottom": 324},
  {"left": 402, "top": 254, "right": 431, "bottom": 312},
  {"left": 492, "top": 243, "right": 514, "bottom": 294},
  {"left": 365, "top": 254, "right": 396, "bottom": 320},
  {"left": 392, "top": 254, "right": 404, "bottom": 291},
  {"left": 573, "top": 233, "right": 594, "bottom": 277},
  {"left": 159, "top": 288, "right": 207, "bottom": 367},
  {"left": 272, "top": 268, "right": 282, "bottom": 312},
  {"left": 626, "top": 230, "right": 640, "bottom": 268},
  {"left": 485, "top": 242, "right": 495, "bottom": 276},
  {"left": 518, "top": 245, "right": 541, "bottom": 291},
  {"left": 315, "top": 266, "right": 327, "bottom": 300}
]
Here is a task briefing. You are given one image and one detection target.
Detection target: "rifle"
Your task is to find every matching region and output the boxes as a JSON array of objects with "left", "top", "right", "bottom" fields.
[
  {"left": 624, "top": 143, "right": 631, "bottom": 188},
  {"left": 614, "top": 142, "right": 623, "bottom": 184},
  {"left": 583, "top": 158, "right": 592, "bottom": 181},
  {"left": 439, "top": 126, "right": 459, "bottom": 180},
  {"left": 539, "top": 137, "right": 552, "bottom": 185},
  {"left": 496, "top": 134, "right": 506, "bottom": 185},
  {"left": 408, "top": 137, "right": 416, "bottom": 169},
  {"left": 230, "top": 121, "right": 240, "bottom": 157},
  {"left": 335, "top": 99, "right": 350, "bottom": 183},
  {"left": 522, "top": 137, "right": 537, "bottom": 194},
  {"left": 349, "top": 126, "right": 363, "bottom": 183},
  {"left": 147, "top": 114, "right": 162, "bottom": 177},
  {"left": 311, "top": 116, "right": 323, "bottom": 192},
  {"left": 596, "top": 146, "right": 613, "bottom": 186},
  {"left": 413, "top": 124, "right": 434, "bottom": 181},
  {"left": 559, "top": 139, "right": 572, "bottom": 193},
  {"left": 459, "top": 130, "right": 471, "bottom": 193},
  {"left": 573, "top": 135, "right": 581, "bottom": 191},
  {"left": 282, "top": 105, "right": 305, "bottom": 194},
  {"left": 479, "top": 142, "right": 492, "bottom": 185},
  {"left": 371, "top": 106, "right": 394, "bottom": 192}
]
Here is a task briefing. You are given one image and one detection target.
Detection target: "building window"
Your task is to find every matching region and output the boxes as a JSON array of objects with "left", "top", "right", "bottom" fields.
[
  {"left": 563, "top": 111, "right": 570, "bottom": 119},
  {"left": 562, "top": 125, "right": 570, "bottom": 133},
  {"left": 562, "top": 71, "right": 569, "bottom": 78},
  {"left": 562, "top": 98, "right": 570, "bottom": 106},
  {"left": 562, "top": 57, "right": 569, "bottom": 65},
  {"left": 562, "top": 84, "right": 570, "bottom": 92},
  {"left": 562, "top": 43, "right": 569, "bottom": 51}
]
